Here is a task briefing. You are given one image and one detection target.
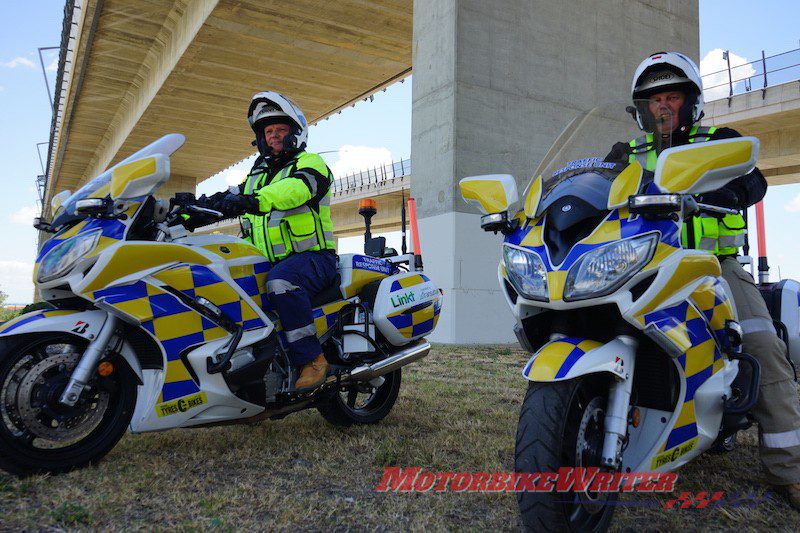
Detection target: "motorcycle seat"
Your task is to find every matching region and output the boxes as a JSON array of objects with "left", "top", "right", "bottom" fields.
[{"left": 310, "top": 274, "right": 343, "bottom": 308}]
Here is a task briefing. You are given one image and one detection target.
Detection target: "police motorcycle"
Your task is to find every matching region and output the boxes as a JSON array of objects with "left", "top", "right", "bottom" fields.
[
  {"left": 0, "top": 134, "right": 442, "bottom": 476},
  {"left": 459, "top": 102, "right": 765, "bottom": 531}
]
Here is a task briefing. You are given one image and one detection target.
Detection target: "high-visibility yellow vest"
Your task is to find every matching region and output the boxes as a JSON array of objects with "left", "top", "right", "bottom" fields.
[
  {"left": 628, "top": 126, "right": 746, "bottom": 256},
  {"left": 241, "top": 152, "right": 335, "bottom": 262}
]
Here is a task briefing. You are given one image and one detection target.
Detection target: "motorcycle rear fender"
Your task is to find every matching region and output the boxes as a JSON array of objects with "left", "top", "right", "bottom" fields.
[
  {"left": 0, "top": 309, "right": 143, "bottom": 382},
  {"left": 522, "top": 337, "right": 635, "bottom": 382}
]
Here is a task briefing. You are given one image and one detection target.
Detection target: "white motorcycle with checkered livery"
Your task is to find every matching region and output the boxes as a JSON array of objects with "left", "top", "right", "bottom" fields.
[
  {"left": 459, "top": 103, "right": 764, "bottom": 532},
  {"left": 0, "top": 134, "right": 441, "bottom": 476}
]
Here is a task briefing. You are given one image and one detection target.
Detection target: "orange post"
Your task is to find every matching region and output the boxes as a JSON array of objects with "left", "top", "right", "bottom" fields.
[
  {"left": 755, "top": 200, "right": 769, "bottom": 284},
  {"left": 407, "top": 198, "right": 423, "bottom": 270}
]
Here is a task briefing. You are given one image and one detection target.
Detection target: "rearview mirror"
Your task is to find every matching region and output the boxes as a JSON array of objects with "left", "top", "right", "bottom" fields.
[
  {"left": 654, "top": 137, "right": 759, "bottom": 194},
  {"left": 459, "top": 174, "right": 519, "bottom": 214},
  {"left": 75, "top": 198, "right": 109, "bottom": 215},
  {"left": 459, "top": 174, "right": 520, "bottom": 234}
]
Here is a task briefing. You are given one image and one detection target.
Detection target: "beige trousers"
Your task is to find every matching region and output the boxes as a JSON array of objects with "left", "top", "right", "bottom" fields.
[{"left": 720, "top": 257, "right": 800, "bottom": 485}]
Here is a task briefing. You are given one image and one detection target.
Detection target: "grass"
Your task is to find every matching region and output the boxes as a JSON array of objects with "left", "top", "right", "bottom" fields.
[{"left": 0, "top": 344, "right": 798, "bottom": 530}]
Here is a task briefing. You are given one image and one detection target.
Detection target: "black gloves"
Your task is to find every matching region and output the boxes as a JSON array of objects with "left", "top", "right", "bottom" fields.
[
  {"left": 218, "top": 193, "right": 259, "bottom": 217},
  {"left": 195, "top": 191, "right": 227, "bottom": 209},
  {"left": 697, "top": 188, "right": 739, "bottom": 210}
]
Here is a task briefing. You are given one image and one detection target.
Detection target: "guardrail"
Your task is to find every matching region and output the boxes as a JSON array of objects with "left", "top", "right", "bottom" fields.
[
  {"left": 332, "top": 158, "right": 411, "bottom": 194},
  {"left": 701, "top": 47, "right": 800, "bottom": 103}
]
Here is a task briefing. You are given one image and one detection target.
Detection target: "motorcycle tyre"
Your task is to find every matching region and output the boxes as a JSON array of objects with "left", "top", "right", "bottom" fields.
[
  {"left": 515, "top": 377, "right": 617, "bottom": 533},
  {"left": 0, "top": 334, "right": 137, "bottom": 477},
  {"left": 318, "top": 369, "right": 401, "bottom": 427}
]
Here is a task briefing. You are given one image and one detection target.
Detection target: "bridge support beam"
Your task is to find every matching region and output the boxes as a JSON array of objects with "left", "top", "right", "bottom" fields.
[{"left": 411, "top": 0, "right": 698, "bottom": 343}]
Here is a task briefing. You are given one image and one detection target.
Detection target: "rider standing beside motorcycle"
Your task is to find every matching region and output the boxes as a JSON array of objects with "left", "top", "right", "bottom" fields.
[
  {"left": 606, "top": 52, "right": 800, "bottom": 507},
  {"left": 208, "top": 92, "right": 337, "bottom": 390}
]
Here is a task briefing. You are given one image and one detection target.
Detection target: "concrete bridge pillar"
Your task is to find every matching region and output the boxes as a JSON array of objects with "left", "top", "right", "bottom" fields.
[{"left": 411, "top": 0, "right": 698, "bottom": 343}]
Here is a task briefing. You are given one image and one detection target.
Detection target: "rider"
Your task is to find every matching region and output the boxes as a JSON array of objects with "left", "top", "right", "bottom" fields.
[
  {"left": 208, "top": 91, "right": 337, "bottom": 391},
  {"left": 606, "top": 52, "right": 800, "bottom": 507}
]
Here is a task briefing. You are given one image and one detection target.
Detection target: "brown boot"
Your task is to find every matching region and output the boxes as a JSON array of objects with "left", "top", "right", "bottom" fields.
[
  {"left": 773, "top": 483, "right": 800, "bottom": 510},
  {"left": 295, "top": 354, "right": 328, "bottom": 390}
]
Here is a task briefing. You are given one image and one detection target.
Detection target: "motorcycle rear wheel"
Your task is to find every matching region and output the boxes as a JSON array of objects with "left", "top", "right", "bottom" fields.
[
  {"left": 515, "top": 377, "right": 617, "bottom": 532},
  {"left": 0, "top": 334, "right": 137, "bottom": 476},
  {"left": 318, "top": 369, "right": 401, "bottom": 427}
]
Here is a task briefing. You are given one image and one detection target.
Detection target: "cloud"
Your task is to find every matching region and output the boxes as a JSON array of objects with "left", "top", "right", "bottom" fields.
[
  {"left": 0, "top": 261, "right": 36, "bottom": 304},
  {"left": 46, "top": 57, "right": 58, "bottom": 72},
  {"left": 9, "top": 205, "right": 41, "bottom": 226},
  {"left": 700, "top": 49, "right": 756, "bottom": 102},
  {"left": 330, "top": 145, "right": 393, "bottom": 178},
  {"left": 785, "top": 192, "right": 800, "bottom": 213},
  {"left": 0, "top": 85, "right": 4, "bottom": 92},
  {"left": 220, "top": 158, "right": 255, "bottom": 188},
  {"left": 1, "top": 56, "right": 35, "bottom": 69}
]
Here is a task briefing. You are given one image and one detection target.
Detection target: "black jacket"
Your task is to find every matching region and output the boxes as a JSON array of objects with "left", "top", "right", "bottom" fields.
[{"left": 604, "top": 126, "right": 767, "bottom": 211}]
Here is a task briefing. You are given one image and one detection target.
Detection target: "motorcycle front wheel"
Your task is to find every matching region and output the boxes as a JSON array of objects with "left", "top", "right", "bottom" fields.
[
  {"left": 515, "top": 376, "right": 617, "bottom": 532},
  {"left": 0, "top": 334, "right": 137, "bottom": 476}
]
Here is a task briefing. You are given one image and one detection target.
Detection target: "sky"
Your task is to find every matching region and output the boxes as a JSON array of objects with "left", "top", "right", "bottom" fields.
[{"left": 1, "top": 1, "right": 799, "bottom": 303}]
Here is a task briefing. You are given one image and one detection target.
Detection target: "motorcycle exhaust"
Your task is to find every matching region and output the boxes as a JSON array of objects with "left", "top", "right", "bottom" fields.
[{"left": 349, "top": 340, "right": 431, "bottom": 381}]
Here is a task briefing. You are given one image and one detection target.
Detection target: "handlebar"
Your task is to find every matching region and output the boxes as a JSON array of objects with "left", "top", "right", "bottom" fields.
[
  {"left": 694, "top": 202, "right": 738, "bottom": 216},
  {"left": 187, "top": 204, "right": 224, "bottom": 218}
]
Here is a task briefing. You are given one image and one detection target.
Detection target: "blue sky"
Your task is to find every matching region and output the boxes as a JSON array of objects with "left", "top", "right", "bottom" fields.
[{"left": 1, "top": 1, "right": 799, "bottom": 302}]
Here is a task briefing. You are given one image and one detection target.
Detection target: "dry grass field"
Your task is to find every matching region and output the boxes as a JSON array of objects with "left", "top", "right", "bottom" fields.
[{"left": 1, "top": 344, "right": 799, "bottom": 531}]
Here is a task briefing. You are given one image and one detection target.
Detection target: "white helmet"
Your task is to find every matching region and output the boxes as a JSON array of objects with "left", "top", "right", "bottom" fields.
[
  {"left": 630, "top": 51, "right": 704, "bottom": 131},
  {"left": 247, "top": 91, "right": 309, "bottom": 155}
]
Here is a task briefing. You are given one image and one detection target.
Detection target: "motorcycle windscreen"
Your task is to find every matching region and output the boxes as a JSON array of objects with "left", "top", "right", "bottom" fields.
[
  {"left": 51, "top": 134, "right": 186, "bottom": 229},
  {"left": 527, "top": 99, "right": 673, "bottom": 218}
]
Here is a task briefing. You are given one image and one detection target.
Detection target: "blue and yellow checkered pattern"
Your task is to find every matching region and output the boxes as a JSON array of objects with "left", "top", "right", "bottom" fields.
[
  {"left": 312, "top": 300, "right": 350, "bottom": 337},
  {"left": 690, "top": 276, "right": 733, "bottom": 345},
  {"left": 389, "top": 274, "right": 430, "bottom": 293},
  {"left": 229, "top": 260, "right": 272, "bottom": 312},
  {"left": 385, "top": 299, "right": 441, "bottom": 339},
  {"left": 523, "top": 337, "right": 603, "bottom": 381},
  {"left": 151, "top": 264, "right": 268, "bottom": 331},
  {"left": 93, "top": 280, "right": 226, "bottom": 402},
  {"left": 641, "top": 299, "right": 723, "bottom": 451}
]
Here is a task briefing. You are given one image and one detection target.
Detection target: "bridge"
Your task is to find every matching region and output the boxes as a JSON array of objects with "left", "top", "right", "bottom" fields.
[
  {"left": 40, "top": 0, "right": 798, "bottom": 342},
  {"left": 197, "top": 158, "right": 412, "bottom": 240}
]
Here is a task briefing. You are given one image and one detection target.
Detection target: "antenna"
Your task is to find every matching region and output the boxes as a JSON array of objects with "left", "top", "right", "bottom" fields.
[{"left": 400, "top": 190, "right": 407, "bottom": 255}]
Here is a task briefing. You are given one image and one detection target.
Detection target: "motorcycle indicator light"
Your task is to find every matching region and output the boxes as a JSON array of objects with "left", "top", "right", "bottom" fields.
[
  {"left": 37, "top": 229, "right": 102, "bottom": 283},
  {"left": 503, "top": 245, "right": 548, "bottom": 301},
  {"left": 563, "top": 233, "right": 658, "bottom": 301},
  {"left": 97, "top": 361, "right": 114, "bottom": 377}
]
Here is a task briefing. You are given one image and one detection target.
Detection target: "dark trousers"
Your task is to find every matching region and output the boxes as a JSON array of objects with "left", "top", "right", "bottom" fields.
[{"left": 265, "top": 250, "right": 338, "bottom": 365}]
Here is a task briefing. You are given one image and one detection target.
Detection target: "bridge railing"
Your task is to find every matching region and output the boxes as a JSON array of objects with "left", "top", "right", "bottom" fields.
[
  {"left": 701, "top": 47, "right": 800, "bottom": 103},
  {"left": 332, "top": 157, "right": 411, "bottom": 194}
]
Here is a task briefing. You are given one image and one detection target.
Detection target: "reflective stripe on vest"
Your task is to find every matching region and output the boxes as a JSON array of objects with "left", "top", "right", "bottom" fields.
[
  {"left": 241, "top": 153, "right": 335, "bottom": 262},
  {"left": 628, "top": 126, "right": 747, "bottom": 256}
]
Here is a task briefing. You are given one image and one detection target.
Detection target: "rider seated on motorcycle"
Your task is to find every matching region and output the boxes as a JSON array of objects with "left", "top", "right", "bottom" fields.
[
  {"left": 198, "top": 91, "right": 337, "bottom": 391},
  {"left": 606, "top": 52, "right": 800, "bottom": 508}
]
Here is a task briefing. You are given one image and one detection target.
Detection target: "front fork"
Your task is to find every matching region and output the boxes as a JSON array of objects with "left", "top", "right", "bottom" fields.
[
  {"left": 59, "top": 314, "right": 118, "bottom": 406},
  {"left": 600, "top": 335, "right": 638, "bottom": 469}
]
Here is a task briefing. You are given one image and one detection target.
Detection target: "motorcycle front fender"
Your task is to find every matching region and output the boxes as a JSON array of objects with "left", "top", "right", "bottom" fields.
[
  {"left": 522, "top": 336, "right": 635, "bottom": 382},
  {"left": 0, "top": 309, "right": 143, "bottom": 382}
]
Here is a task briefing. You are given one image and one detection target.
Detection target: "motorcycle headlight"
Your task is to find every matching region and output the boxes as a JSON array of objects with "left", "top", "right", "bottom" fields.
[
  {"left": 564, "top": 233, "right": 658, "bottom": 301},
  {"left": 503, "top": 245, "right": 548, "bottom": 301},
  {"left": 37, "top": 229, "right": 102, "bottom": 283}
]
